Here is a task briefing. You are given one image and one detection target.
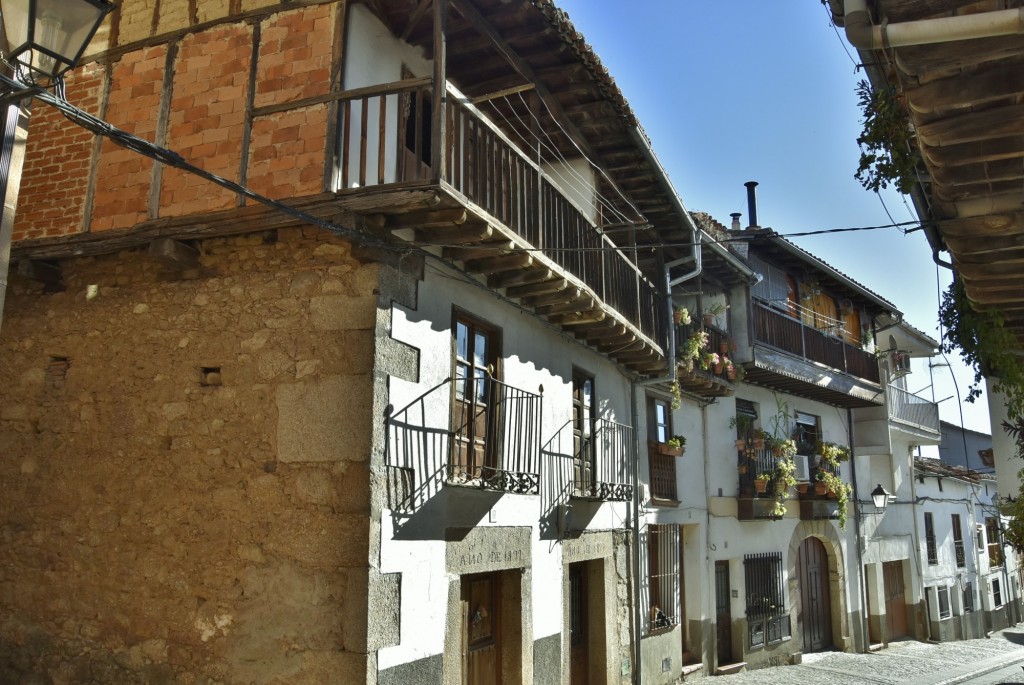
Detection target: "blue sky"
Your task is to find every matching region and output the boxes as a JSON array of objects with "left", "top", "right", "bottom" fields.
[{"left": 554, "top": 1, "right": 989, "bottom": 435}]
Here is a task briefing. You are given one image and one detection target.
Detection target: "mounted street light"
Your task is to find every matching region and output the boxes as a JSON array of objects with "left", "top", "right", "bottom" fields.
[
  {"left": 0, "top": 0, "right": 114, "bottom": 85},
  {"left": 870, "top": 483, "right": 891, "bottom": 512}
]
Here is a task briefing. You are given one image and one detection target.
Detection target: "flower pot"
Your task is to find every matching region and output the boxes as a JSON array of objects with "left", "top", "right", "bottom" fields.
[
  {"left": 674, "top": 310, "right": 683, "bottom": 325},
  {"left": 659, "top": 444, "right": 683, "bottom": 457},
  {"left": 727, "top": 368, "right": 736, "bottom": 380},
  {"left": 719, "top": 342, "right": 729, "bottom": 355},
  {"left": 797, "top": 483, "right": 809, "bottom": 494},
  {"left": 738, "top": 464, "right": 748, "bottom": 475},
  {"left": 703, "top": 313, "right": 714, "bottom": 327},
  {"left": 753, "top": 437, "right": 765, "bottom": 450},
  {"left": 754, "top": 479, "right": 768, "bottom": 494},
  {"left": 814, "top": 482, "right": 828, "bottom": 496},
  {"left": 734, "top": 439, "right": 746, "bottom": 451},
  {"left": 713, "top": 362, "right": 723, "bottom": 375},
  {"left": 776, "top": 481, "right": 788, "bottom": 495}
]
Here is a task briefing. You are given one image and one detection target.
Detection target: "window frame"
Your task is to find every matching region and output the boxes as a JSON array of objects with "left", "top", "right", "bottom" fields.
[
  {"left": 952, "top": 514, "right": 966, "bottom": 568},
  {"left": 936, "top": 585, "right": 951, "bottom": 620},
  {"left": 744, "top": 552, "right": 790, "bottom": 648},
  {"left": 986, "top": 517, "right": 1003, "bottom": 567},
  {"left": 924, "top": 512, "right": 938, "bottom": 565},
  {"left": 993, "top": 577, "right": 1004, "bottom": 607}
]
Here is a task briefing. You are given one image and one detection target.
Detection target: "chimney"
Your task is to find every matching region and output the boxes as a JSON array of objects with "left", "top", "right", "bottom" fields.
[
  {"left": 745, "top": 181, "right": 759, "bottom": 228},
  {"left": 730, "top": 213, "right": 742, "bottom": 231}
]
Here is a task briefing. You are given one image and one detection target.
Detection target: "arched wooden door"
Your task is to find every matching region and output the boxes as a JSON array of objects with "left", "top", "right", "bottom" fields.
[{"left": 797, "top": 537, "right": 833, "bottom": 653}]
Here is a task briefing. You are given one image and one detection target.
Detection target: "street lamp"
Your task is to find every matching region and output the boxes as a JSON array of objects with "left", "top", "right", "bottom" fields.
[
  {"left": 870, "top": 483, "right": 891, "bottom": 512},
  {"left": 0, "top": 0, "right": 114, "bottom": 331},
  {"left": 0, "top": 0, "right": 114, "bottom": 85}
]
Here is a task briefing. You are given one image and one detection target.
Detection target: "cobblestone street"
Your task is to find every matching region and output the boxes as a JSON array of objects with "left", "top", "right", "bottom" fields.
[{"left": 714, "top": 626, "right": 1024, "bottom": 685}]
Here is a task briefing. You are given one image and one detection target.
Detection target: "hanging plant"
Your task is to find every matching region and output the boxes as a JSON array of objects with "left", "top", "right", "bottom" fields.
[{"left": 854, "top": 80, "right": 918, "bottom": 194}]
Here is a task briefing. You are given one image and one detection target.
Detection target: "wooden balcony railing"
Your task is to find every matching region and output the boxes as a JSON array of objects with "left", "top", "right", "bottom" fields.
[
  {"left": 752, "top": 300, "right": 879, "bottom": 383},
  {"left": 647, "top": 443, "right": 678, "bottom": 502},
  {"left": 384, "top": 375, "right": 542, "bottom": 512},
  {"left": 335, "top": 78, "right": 662, "bottom": 343},
  {"left": 887, "top": 385, "right": 940, "bottom": 434}
]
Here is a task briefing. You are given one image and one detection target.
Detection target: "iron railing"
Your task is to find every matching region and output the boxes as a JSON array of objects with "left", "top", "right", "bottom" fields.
[
  {"left": 385, "top": 375, "right": 542, "bottom": 511},
  {"left": 954, "top": 540, "right": 966, "bottom": 568},
  {"left": 752, "top": 299, "right": 879, "bottom": 383},
  {"left": 887, "top": 385, "right": 940, "bottom": 434},
  {"left": 572, "top": 419, "right": 634, "bottom": 501},
  {"left": 333, "top": 78, "right": 663, "bottom": 344},
  {"left": 648, "top": 443, "right": 678, "bottom": 501}
]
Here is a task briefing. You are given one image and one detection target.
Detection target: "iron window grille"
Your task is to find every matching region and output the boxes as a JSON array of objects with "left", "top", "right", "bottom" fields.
[
  {"left": 993, "top": 578, "right": 1003, "bottom": 607},
  {"left": 986, "top": 518, "right": 1004, "bottom": 567},
  {"left": 952, "top": 514, "right": 966, "bottom": 568},
  {"left": 744, "top": 552, "right": 790, "bottom": 647},
  {"left": 647, "top": 523, "right": 680, "bottom": 633},
  {"left": 924, "top": 512, "right": 938, "bottom": 565}
]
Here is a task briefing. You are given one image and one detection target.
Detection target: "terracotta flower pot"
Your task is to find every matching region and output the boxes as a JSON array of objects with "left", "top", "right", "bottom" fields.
[
  {"left": 735, "top": 439, "right": 746, "bottom": 451},
  {"left": 674, "top": 310, "right": 683, "bottom": 324},
  {"left": 814, "top": 482, "right": 828, "bottom": 496},
  {"left": 713, "top": 362, "right": 723, "bottom": 375},
  {"left": 719, "top": 342, "right": 729, "bottom": 355},
  {"left": 797, "top": 483, "right": 809, "bottom": 494},
  {"left": 754, "top": 479, "right": 768, "bottom": 494},
  {"left": 703, "top": 313, "right": 714, "bottom": 327},
  {"left": 727, "top": 368, "right": 736, "bottom": 380}
]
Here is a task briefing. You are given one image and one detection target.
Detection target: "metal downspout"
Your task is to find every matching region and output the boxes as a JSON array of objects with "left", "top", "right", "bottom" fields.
[
  {"left": 849, "top": 407, "right": 871, "bottom": 651},
  {"left": 631, "top": 235, "right": 703, "bottom": 684}
]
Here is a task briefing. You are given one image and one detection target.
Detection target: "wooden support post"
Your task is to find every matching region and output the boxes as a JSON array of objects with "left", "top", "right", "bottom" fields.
[{"left": 432, "top": 0, "right": 448, "bottom": 183}]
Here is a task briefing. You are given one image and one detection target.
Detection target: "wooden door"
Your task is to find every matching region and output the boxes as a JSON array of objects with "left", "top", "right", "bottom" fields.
[
  {"left": 572, "top": 373, "right": 595, "bottom": 497},
  {"left": 715, "top": 561, "right": 733, "bottom": 665},
  {"left": 463, "top": 573, "right": 501, "bottom": 685},
  {"left": 883, "top": 561, "right": 908, "bottom": 639},
  {"left": 452, "top": 317, "right": 497, "bottom": 481},
  {"left": 569, "top": 563, "right": 589, "bottom": 685},
  {"left": 798, "top": 537, "right": 832, "bottom": 652}
]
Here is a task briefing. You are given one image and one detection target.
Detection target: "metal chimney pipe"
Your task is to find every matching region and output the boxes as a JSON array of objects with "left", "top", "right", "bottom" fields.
[
  {"left": 730, "top": 213, "right": 742, "bottom": 231},
  {"left": 745, "top": 181, "right": 758, "bottom": 228}
]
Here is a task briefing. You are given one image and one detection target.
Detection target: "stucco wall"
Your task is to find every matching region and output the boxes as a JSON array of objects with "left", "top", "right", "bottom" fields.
[{"left": 0, "top": 230, "right": 376, "bottom": 683}]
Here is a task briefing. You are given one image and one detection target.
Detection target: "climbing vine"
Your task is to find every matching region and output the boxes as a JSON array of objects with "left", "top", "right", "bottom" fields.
[{"left": 854, "top": 80, "right": 918, "bottom": 194}]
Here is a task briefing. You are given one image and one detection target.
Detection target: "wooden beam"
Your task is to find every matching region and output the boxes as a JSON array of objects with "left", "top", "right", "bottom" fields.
[
  {"left": 945, "top": 233, "right": 1024, "bottom": 256},
  {"left": 505, "top": 277, "right": 567, "bottom": 299},
  {"left": 939, "top": 211, "right": 1024, "bottom": 238},
  {"left": 389, "top": 207, "right": 468, "bottom": 230},
  {"left": 449, "top": 0, "right": 609, "bottom": 165},
  {"left": 906, "top": 64, "right": 1024, "bottom": 114},
  {"left": 524, "top": 286, "right": 582, "bottom": 308},
  {"left": 922, "top": 135, "right": 1024, "bottom": 168},
  {"left": 490, "top": 267, "right": 553, "bottom": 289},
  {"left": 16, "top": 259, "right": 63, "bottom": 291},
  {"left": 431, "top": 0, "right": 448, "bottom": 182},
  {"left": 916, "top": 103, "right": 1024, "bottom": 147},
  {"left": 463, "top": 252, "right": 532, "bottom": 274},
  {"left": 442, "top": 241, "right": 511, "bottom": 261},
  {"left": 423, "top": 225, "right": 500, "bottom": 246},
  {"left": 148, "top": 237, "right": 200, "bottom": 269},
  {"left": 535, "top": 297, "right": 595, "bottom": 317},
  {"left": 928, "top": 159, "right": 1024, "bottom": 188},
  {"left": 471, "top": 82, "right": 535, "bottom": 105}
]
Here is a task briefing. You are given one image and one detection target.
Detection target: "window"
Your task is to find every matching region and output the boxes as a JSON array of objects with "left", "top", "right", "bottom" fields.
[
  {"left": 936, "top": 586, "right": 951, "bottom": 619},
  {"left": 952, "top": 514, "right": 966, "bottom": 568},
  {"left": 963, "top": 582, "right": 974, "bottom": 613},
  {"left": 924, "top": 512, "right": 938, "bottom": 565},
  {"left": 648, "top": 524, "right": 679, "bottom": 633},
  {"left": 993, "top": 578, "right": 1003, "bottom": 607},
  {"left": 648, "top": 397, "right": 677, "bottom": 501},
  {"left": 744, "top": 552, "right": 790, "bottom": 647},
  {"left": 450, "top": 313, "right": 500, "bottom": 481},
  {"left": 793, "top": 412, "right": 821, "bottom": 456},
  {"left": 986, "top": 517, "right": 1003, "bottom": 567},
  {"left": 572, "top": 371, "right": 597, "bottom": 496}
]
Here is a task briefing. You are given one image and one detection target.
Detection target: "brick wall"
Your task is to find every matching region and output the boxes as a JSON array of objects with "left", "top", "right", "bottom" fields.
[
  {"left": 13, "top": 65, "right": 104, "bottom": 241},
  {"left": 15, "top": 2, "right": 339, "bottom": 240},
  {"left": 160, "top": 23, "right": 252, "bottom": 217},
  {"left": 0, "top": 229, "right": 376, "bottom": 683},
  {"left": 91, "top": 45, "right": 166, "bottom": 232}
]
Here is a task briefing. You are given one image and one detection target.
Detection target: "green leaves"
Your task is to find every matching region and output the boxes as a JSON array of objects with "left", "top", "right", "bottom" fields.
[{"left": 854, "top": 80, "right": 918, "bottom": 194}]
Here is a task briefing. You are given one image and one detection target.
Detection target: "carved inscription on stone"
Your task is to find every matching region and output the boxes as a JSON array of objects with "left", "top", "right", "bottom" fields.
[{"left": 445, "top": 526, "right": 531, "bottom": 574}]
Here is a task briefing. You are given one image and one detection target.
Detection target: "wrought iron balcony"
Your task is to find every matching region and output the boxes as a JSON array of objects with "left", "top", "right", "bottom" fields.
[
  {"left": 385, "top": 375, "right": 542, "bottom": 513},
  {"left": 546, "top": 419, "right": 634, "bottom": 503}
]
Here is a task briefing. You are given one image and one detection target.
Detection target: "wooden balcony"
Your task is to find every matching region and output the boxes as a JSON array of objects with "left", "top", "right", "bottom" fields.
[
  {"left": 745, "top": 300, "right": 884, "bottom": 408},
  {"left": 333, "top": 79, "right": 666, "bottom": 375}
]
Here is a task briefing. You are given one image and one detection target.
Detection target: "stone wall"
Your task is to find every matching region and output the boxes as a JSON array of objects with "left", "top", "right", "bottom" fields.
[{"left": 0, "top": 229, "right": 376, "bottom": 684}]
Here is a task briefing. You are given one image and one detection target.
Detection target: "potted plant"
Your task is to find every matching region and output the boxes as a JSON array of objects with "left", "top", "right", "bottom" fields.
[
  {"left": 666, "top": 435, "right": 686, "bottom": 456},
  {"left": 770, "top": 500, "right": 787, "bottom": 519},
  {"left": 680, "top": 330, "right": 709, "bottom": 371},
  {"left": 775, "top": 455, "right": 797, "bottom": 493},
  {"left": 754, "top": 472, "right": 772, "bottom": 494},
  {"left": 724, "top": 358, "right": 736, "bottom": 380},
  {"left": 673, "top": 306, "right": 691, "bottom": 325},
  {"left": 812, "top": 468, "right": 828, "bottom": 496},
  {"left": 772, "top": 438, "right": 797, "bottom": 458},
  {"left": 752, "top": 429, "right": 767, "bottom": 450},
  {"left": 703, "top": 302, "right": 727, "bottom": 327},
  {"left": 700, "top": 351, "right": 720, "bottom": 372}
]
